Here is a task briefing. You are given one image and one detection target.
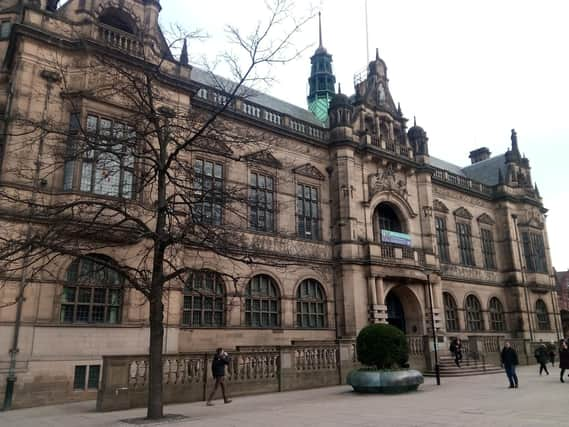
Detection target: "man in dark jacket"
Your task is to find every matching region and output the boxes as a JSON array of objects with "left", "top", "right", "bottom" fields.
[
  {"left": 535, "top": 344, "right": 550, "bottom": 375},
  {"left": 501, "top": 341, "right": 519, "bottom": 388},
  {"left": 450, "top": 338, "right": 463, "bottom": 368},
  {"left": 559, "top": 340, "right": 569, "bottom": 383},
  {"left": 206, "top": 348, "right": 232, "bottom": 406}
]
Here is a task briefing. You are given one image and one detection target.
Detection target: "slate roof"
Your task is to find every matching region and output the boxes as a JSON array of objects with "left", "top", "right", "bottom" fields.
[
  {"left": 430, "top": 156, "right": 466, "bottom": 176},
  {"left": 462, "top": 154, "right": 507, "bottom": 186},
  {"left": 190, "top": 67, "right": 324, "bottom": 127}
]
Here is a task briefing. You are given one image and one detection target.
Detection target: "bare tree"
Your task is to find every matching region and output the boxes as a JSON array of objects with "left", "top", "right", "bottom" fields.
[{"left": 0, "top": 0, "right": 314, "bottom": 419}]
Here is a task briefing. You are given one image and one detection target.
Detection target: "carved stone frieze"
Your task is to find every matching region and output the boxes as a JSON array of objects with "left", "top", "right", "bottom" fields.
[
  {"left": 368, "top": 163, "right": 408, "bottom": 199},
  {"left": 433, "top": 186, "right": 492, "bottom": 209},
  {"left": 519, "top": 207, "right": 545, "bottom": 229},
  {"left": 441, "top": 264, "right": 499, "bottom": 284}
]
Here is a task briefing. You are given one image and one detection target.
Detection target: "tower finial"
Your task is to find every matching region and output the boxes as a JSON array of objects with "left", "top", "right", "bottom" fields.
[
  {"left": 318, "top": 11, "right": 323, "bottom": 48},
  {"left": 338, "top": 83, "right": 342, "bottom": 94},
  {"left": 511, "top": 128, "right": 520, "bottom": 157},
  {"left": 375, "top": 47, "right": 380, "bottom": 61},
  {"left": 413, "top": 115, "right": 417, "bottom": 127},
  {"left": 180, "top": 38, "right": 188, "bottom": 66}
]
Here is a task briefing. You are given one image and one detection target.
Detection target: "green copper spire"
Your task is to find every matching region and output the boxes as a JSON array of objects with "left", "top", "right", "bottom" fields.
[{"left": 307, "top": 12, "right": 336, "bottom": 123}]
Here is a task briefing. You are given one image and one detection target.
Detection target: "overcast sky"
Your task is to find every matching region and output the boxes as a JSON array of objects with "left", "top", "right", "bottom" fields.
[{"left": 157, "top": 0, "right": 569, "bottom": 270}]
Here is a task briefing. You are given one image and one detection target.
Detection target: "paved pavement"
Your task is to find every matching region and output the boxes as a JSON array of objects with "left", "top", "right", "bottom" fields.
[{"left": 0, "top": 365, "right": 567, "bottom": 427}]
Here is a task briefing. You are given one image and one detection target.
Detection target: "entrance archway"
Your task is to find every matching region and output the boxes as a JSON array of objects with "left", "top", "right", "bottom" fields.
[
  {"left": 386, "top": 292, "right": 405, "bottom": 332},
  {"left": 384, "top": 285, "right": 424, "bottom": 335}
]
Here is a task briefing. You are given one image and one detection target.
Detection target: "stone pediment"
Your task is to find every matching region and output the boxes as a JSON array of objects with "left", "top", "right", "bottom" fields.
[
  {"left": 433, "top": 199, "right": 449, "bottom": 214},
  {"left": 477, "top": 213, "right": 495, "bottom": 225},
  {"left": 293, "top": 163, "right": 325, "bottom": 181},
  {"left": 453, "top": 207, "right": 473, "bottom": 220},
  {"left": 194, "top": 137, "right": 233, "bottom": 156},
  {"left": 244, "top": 150, "right": 282, "bottom": 168}
]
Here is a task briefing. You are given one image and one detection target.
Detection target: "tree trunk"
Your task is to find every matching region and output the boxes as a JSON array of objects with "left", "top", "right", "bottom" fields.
[{"left": 147, "top": 274, "right": 165, "bottom": 419}]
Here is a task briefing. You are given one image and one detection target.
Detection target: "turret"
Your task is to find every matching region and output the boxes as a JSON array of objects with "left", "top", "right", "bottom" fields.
[{"left": 307, "top": 12, "right": 336, "bottom": 123}]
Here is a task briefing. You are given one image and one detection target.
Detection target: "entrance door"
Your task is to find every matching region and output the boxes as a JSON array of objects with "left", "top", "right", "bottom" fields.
[{"left": 386, "top": 292, "right": 406, "bottom": 333}]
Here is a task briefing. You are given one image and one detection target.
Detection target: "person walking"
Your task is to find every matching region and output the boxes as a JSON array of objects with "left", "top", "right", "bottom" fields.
[
  {"left": 206, "top": 348, "right": 232, "bottom": 406},
  {"left": 559, "top": 341, "right": 569, "bottom": 383},
  {"left": 501, "top": 341, "right": 519, "bottom": 388},
  {"left": 535, "top": 344, "right": 550, "bottom": 375},
  {"left": 450, "top": 338, "right": 463, "bottom": 368},
  {"left": 548, "top": 343, "right": 556, "bottom": 367}
]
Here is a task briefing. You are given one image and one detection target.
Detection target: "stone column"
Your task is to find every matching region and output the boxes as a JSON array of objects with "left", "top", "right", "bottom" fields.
[{"left": 374, "top": 277, "right": 388, "bottom": 324}]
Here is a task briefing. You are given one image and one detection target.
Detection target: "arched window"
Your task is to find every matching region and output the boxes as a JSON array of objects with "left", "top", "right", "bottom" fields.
[
  {"left": 465, "top": 295, "right": 483, "bottom": 331},
  {"left": 245, "top": 275, "right": 279, "bottom": 327},
  {"left": 183, "top": 270, "right": 225, "bottom": 327},
  {"left": 61, "top": 256, "right": 122, "bottom": 324},
  {"left": 376, "top": 203, "right": 403, "bottom": 233},
  {"left": 296, "top": 279, "right": 326, "bottom": 328},
  {"left": 99, "top": 8, "right": 136, "bottom": 34},
  {"left": 536, "top": 299, "right": 550, "bottom": 330},
  {"left": 489, "top": 297, "right": 506, "bottom": 331},
  {"left": 443, "top": 292, "right": 459, "bottom": 331}
]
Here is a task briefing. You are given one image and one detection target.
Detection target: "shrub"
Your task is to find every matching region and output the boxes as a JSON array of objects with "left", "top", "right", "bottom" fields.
[{"left": 356, "top": 324, "right": 409, "bottom": 370}]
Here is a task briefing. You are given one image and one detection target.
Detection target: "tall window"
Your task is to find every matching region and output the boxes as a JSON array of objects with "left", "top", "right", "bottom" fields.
[
  {"left": 244, "top": 275, "right": 279, "bottom": 327},
  {"left": 456, "top": 222, "right": 475, "bottom": 266},
  {"left": 443, "top": 292, "right": 459, "bottom": 331},
  {"left": 489, "top": 297, "right": 506, "bottom": 331},
  {"left": 435, "top": 216, "right": 450, "bottom": 263},
  {"left": 75, "top": 115, "right": 135, "bottom": 199},
  {"left": 193, "top": 159, "right": 223, "bottom": 225},
  {"left": 522, "top": 231, "right": 547, "bottom": 273},
  {"left": 182, "top": 270, "right": 224, "bottom": 327},
  {"left": 296, "top": 279, "right": 327, "bottom": 328},
  {"left": 535, "top": 299, "right": 550, "bottom": 330},
  {"left": 0, "top": 21, "right": 11, "bottom": 39},
  {"left": 465, "top": 295, "right": 483, "bottom": 331},
  {"left": 296, "top": 183, "right": 320, "bottom": 240},
  {"left": 249, "top": 172, "right": 275, "bottom": 232},
  {"left": 61, "top": 256, "right": 122, "bottom": 324},
  {"left": 377, "top": 203, "right": 402, "bottom": 233},
  {"left": 481, "top": 228, "right": 497, "bottom": 270}
]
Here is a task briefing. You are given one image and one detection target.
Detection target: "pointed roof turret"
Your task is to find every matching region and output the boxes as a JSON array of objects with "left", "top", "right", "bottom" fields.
[
  {"left": 307, "top": 11, "right": 336, "bottom": 122},
  {"left": 180, "top": 38, "right": 188, "bottom": 66}
]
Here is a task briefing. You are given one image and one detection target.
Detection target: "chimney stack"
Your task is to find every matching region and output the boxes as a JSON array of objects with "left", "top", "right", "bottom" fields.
[{"left": 469, "top": 147, "right": 491, "bottom": 164}]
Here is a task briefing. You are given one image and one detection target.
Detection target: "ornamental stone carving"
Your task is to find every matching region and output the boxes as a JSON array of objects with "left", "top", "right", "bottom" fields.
[
  {"left": 433, "top": 199, "right": 449, "bottom": 214},
  {"left": 477, "top": 213, "right": 495, "bottom": 225},
  {"left": 369, "top": 163, "right": 408, "bottom": 199},
  {"left": 293, "top": 163, "right": 326, "bottom": 180},
  {"left": 453, "top": 207, "right": 473, "bottom": 220},
  {"left": 244, "top": 150, "right": 282, "bottom": 168}
]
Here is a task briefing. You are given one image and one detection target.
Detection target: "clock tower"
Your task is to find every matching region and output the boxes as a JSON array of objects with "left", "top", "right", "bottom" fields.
[{"left": 307, "top": 12, "right": 336, "bottom": 123}]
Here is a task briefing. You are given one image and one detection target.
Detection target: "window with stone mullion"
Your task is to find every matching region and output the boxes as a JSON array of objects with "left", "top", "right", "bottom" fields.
[
  {"left": 193, "top": 159, "right": 223, "bottom": 225},
  {"left": 443, "top": 292, "right": 459, "bottom": 331},
  {"left": 489, "top": 297, "right": 505, "bottom": 331},
  {"left": 296, "top": 184, "right": 320, "bottom": 240},
  {"left": 481, "top": 228, "right": 497, "bottom": 270},
  {"left": 522, "top": 231, "right": 548, "bottom": 273},
  {"left": 249, "top": 172, "right": 274, "bottom": 232},
  {"left": 536, "top": 299, "right": 550, "bottom": 330},
  {"left": 457, "top": 222, "right": 475, "bottom": 266},
  {"left": 465, "top": 295, "right": 483, "bottom": 331},
  {"left": 296, "top": 279, "right": 326, "bottom": 328},
  {"left": 182, "top": 270, "right": 224, "bottom": 327},
  {"left": 435, "top": 216, "right": 450, "bottom": 264},
  {"left": 74, "top": 115, "right": 135, "bottom": 199},
  {"left": 244, "top": 275, "right": 279, "bottom": 328}
]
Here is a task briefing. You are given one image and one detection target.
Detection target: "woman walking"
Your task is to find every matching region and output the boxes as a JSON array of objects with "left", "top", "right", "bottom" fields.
[{"left": 559, "top": 341, "right": 569, "bottom": 383}]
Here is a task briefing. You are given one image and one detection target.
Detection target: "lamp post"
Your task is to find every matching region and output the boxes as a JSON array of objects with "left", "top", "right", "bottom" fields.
[{"left": 426, "top": 272, "right": 441, "bottom": 385}]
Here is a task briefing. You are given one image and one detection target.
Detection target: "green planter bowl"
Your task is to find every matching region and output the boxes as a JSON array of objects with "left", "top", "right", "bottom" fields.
[{"left": 347, "top": 369, "right": 424, "bottom": 393}]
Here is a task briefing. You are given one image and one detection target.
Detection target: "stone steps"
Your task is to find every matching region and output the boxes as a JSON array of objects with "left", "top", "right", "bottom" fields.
[{"left": 424, "top": 355, "right": 503, "bottom": 377}]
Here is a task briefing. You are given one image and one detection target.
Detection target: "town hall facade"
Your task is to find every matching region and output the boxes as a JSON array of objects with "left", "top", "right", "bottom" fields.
[{"left": 0, "top": 0, "right": 561, "bottom": 408}]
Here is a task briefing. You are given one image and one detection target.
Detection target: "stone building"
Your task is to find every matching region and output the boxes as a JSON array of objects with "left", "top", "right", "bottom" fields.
[
  {"left": 0, "top": 0, "right": 562, "bottom": 408},
  {"left": 556, "top": 270, "right": 569, "bottom": 337}
]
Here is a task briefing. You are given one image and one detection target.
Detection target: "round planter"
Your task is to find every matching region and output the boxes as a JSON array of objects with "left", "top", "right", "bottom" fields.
[{"left": 347, "top": 369, "right": 424, "bottom": 393}]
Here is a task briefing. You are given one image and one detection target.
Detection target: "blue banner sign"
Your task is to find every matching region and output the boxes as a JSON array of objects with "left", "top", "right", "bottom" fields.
[{"left": 381, "top": 230, "right": 412, "bottom": 247}]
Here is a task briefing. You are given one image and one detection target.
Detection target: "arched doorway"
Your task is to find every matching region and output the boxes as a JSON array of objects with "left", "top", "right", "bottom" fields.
[
  {"left": 386, "top": 292, "right": 405, "bottom": 332},
  {"left": 384, "top": 286, "right": 424, "bottom": 335}
]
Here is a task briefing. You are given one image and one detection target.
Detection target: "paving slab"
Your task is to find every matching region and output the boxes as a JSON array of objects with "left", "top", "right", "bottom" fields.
[{"left": 0, "top": 365, "right": 566, "bottom": 427}]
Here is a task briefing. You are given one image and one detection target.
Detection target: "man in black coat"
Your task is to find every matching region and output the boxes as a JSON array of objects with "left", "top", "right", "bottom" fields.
[
  {"left": 206, "top": 348, "right": 232, "bottom": 406},
  {"left": 559, "top": 340, "right": 569, "bottom": 383},
  {"left": 500, "top": 341, "right": 519, "bottom": 389}
]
